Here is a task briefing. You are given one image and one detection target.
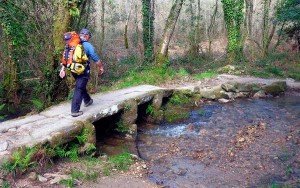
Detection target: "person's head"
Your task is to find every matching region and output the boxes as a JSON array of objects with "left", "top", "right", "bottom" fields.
[{"left": 79, "top": 28, "right": 91, "bottom": 42}]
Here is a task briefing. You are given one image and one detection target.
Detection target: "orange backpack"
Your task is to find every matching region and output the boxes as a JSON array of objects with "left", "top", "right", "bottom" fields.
[
  {"left": 61, "top": 32, "right": 89, "bottom": 75},
  {"left": 61, "top": 31, "right": 81, "bottom": 67}
]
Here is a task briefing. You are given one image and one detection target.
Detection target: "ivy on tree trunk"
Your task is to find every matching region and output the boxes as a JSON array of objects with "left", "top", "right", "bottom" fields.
[
  {"left": 142, "top": 0, "right": 155, "bottom": 64},
  {"left": 221, "top": 0, "right": 245, "bottom": 63}
]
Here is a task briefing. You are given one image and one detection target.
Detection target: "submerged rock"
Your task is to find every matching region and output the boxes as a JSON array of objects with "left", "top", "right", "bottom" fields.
[
  {"left": 218, "top": 98, "right": 231, "bottom": 103},
  {"left": 220, "top": 91, "right": 235, "bottom": 99},
  {"left": 200, "top": 86, "right": 223, "bottom": 99},
  {"left": 263, "top": 81, "right": 287, "bottom": 96},
  {"left": 253, "top": 90, "right": 266, "bottom": 98},
  {"left": 221, "top": 83, "right": 236, "bottom": 92}
]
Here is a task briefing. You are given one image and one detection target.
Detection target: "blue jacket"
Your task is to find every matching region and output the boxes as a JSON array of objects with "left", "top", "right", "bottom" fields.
[
  {"left": 77, "top": 41, "right": 100, "bottom": 77},
  {"left": 82, "top": 42, "right": 100, "bottom": 63}
]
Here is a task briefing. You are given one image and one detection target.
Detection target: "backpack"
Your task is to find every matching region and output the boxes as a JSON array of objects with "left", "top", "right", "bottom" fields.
[{"left": 61, "top": 31, "right": 89, "bottom": 75}]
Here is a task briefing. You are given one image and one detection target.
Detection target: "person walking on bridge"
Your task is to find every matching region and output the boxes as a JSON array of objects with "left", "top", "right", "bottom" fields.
[{"left": 60, "top": 28, "right": 104, "bottom": 117}]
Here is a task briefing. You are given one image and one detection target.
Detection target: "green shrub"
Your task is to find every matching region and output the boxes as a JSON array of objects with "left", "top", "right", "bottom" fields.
[
  {"left": 194, "top": 71, "right": 217, "bottom": 80},
  {"left": 30, "top": 98, "right": 44, "bottom": 112},
  {"left": 169, "top": 92, "right": 191, "bottom": 105},
  {"left": 60, "top": 178, "right": 75, "bottom": 188},
  {"left": 115, "top": 120, "right": 130, "bottom": 133},
  {"left": 146, "top": 104, "right": 154, "bottom": 116},
  {"left": 266, "top": 66, "right": 284, "bottom": 76},
  {"left": 1, "top": 147, "right": 38, "bottom": 175},
  {"left": 0, "top": 104, "right": 6, "bottom": 120},
  {"left": 107, "top": 152, "right": 133, "bottom": 171}
]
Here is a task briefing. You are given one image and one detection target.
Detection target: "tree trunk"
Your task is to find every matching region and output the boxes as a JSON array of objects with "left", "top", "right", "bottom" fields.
[
  {"left": 99, "top": 0, "right": 105, "bottom": 55},
  {"left": 262, "top": 0, "right": 271, "bottom": 57},
  {"left": 158, "top": 0, "right": 185, "bottom": 60},
  {"left": 124, "top": 0, "right": 133, "bottom": 49},
  {"left": 3, "top": 35, "right": 20, "bottom": 106},
  {"left": 196, "top": 0, "right": 202, "bottom": 53},
  {"left": 53, "top": 0, "right": 71, "bottom": 53},
  {"left": 188, "top": 0, "right": 198, "bottom": 55},
  {"left": 245, "top": 0, "right": 253, "bottom": 37},
  {"left": 142, "top": 0, "right": 155, "bottom": 64},
  {"left": 221, "top": 0, "right": 245, "bottom": 63},
  {"left": 208, "top": 0, "right": 218, "bottom": 55},
  {"left": 52, "top": 0, "right": 72, "bottom": 99}
]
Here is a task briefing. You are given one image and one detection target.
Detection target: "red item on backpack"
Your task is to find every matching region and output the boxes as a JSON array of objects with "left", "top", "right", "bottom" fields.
[{"left": 61, "top": 31, "right": 81, "bottom": 67}]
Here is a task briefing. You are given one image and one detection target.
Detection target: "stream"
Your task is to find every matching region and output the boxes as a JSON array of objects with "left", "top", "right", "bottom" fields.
[{"left": 137, "top": 95, "right": 300, "bottom": 187}]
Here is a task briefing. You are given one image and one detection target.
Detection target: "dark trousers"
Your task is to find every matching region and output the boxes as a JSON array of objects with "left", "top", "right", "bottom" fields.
[{"left": 71, "top": 75, "right": 91, "bottom": 113}]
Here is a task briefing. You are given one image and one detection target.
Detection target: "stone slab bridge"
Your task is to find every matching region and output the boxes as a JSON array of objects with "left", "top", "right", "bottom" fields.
[{"left": 0, "top": 74, "right": 299, "bottom": 163}]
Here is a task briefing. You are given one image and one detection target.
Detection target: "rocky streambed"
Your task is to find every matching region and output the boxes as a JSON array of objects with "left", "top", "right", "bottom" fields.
[{"left": 137, "top": 95, "right": 300, "bottom": 187}]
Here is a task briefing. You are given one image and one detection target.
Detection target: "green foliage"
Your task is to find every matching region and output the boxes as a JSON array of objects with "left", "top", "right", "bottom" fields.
[
  {"left": 107, "top": 152, "right": 133, "bottom": 171},
  {"left": 115, "top": 120, "right": 129, "bottom": 133},
  {"left": 1, "top": 181, "right": 11, "bottom": 188},
  {"left": 248, "top": 53, "right": 300, "bottom": 80},
  {"left": 30, "top": 98, "right": 44, "bottom": 112},
  {"left": 277, "top": 0, "right": 300, "bottom": 24},
  {"left": 52, "top": 127, "right": 97, "bottom": 160},
  {"left": 221, "top": 0, "right": 245, "bottom": 63},
  {"left": 120, "top": 55, "right": 140, "bottom": 65},
  {"left": 70, "top": 169, "right": 99, "bottom": 181},
  {"left": 124, "top": 104, "right": 132, "bottom": 112},
  {"left": 65, "top": 144, "right": 80, "bottom": 162},
  {"left": 142, "top": 0, "right": 155, "bottom": 64},
  {"left": 169, "top": 92, "right": 192, "bottom": 105},
  {"left": 146, "top": 104, "right": 154, "bottom": 116},
  {"left": 0, "top": 104, "right": 6, "bottom": 120},
  {"left": 1, "top": 147, "right": 38, "bottom": 175},
  {"left": 276, "top": 0, "right": 300, "bottom": 41},
  {"left": 60, "top": 178, "right": 75, "bottom": 188},
  {"left": 194, "top": 71, "right": 217, "bottom": 80},
  {"left": 103, "top": 166, "right": 111, "bottom": 176},
  {"left": 177, "top": 68, "right": 190, "bottom": 77},
  {"left": 1, "top": 127, "right": 96, "bottom": 176},
  {"left": 76, "top": 127, "right": 91, "bottom": 144},
  {"left": 164, "top": 109, "right": 189, "bottom": 123},
  {"left": 113, "top": 67, "right": 175, "bottom": 89}
]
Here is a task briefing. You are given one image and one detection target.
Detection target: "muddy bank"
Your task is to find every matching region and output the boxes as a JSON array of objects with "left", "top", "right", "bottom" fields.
[{"left": 138, "top": 95, "right": 300, "bottom": 187}]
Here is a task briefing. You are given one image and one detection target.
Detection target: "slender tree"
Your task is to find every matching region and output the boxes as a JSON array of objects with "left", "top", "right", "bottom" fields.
[
  {"left": 99, "top": 0, "right": 105, "bottom": 55},
  {"left": 208, "top": 0, "right": 219, "bottom": 54},
  {"left": 157, "top": 0, "right": 185, "bottom": 65},
  {"left": 261, "top": 0, "right": 272, "bottom": 56},
  {"left": 187, "top": 0, "right": 198, "bottom": 55},
  {"left": 124, "top": 0, "right": 133, "bottom": 49},
  {"left": 245, "top": 0, "right": 254, "bottom": 37}
]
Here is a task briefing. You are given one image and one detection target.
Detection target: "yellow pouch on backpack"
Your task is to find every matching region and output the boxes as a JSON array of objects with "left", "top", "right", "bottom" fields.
[
  {"left": 73, "top": 44, "right": 88, "bottom": 63},
  {"left": 70, "top": 63, "right": 85, "bottom": 75}
]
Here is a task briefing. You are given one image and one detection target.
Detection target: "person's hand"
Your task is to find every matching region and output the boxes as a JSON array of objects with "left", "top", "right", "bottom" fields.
[
  {"left": 97, "top": 61, "right": 104, "bottom": 76},
  {"left": 59, "top": 66, "right": 66, "bottom": 79}
]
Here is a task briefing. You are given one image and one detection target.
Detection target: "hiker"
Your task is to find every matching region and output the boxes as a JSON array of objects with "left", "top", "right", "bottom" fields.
[{"left": 60, "top": 28, "right": 104, "bottom": 117}]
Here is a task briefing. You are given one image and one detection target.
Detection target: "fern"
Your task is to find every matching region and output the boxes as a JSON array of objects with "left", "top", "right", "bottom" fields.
[
  {"left": 76, "top": 128, "right": 89, "bottom": 144},
  {"left": 0, "top": 104, "right": 6, "bottom": 120},
  {"left": 146, "top": 104, "right": 154, "bottom": 116},
  {"left": 115, "top": 120, "right": 129, "bottom": 133},
  {"left": 31, "top": 98, "right": 44, "bottom": 112}
]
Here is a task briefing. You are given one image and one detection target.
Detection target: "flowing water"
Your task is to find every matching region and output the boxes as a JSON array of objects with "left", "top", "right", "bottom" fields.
[{"left": 137, "top": 95, "right": 300, "bottom": 188}]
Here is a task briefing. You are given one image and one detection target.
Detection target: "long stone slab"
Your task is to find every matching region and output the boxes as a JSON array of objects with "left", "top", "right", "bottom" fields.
[{"left": 0, "top": 85, "right": 167, "bottom": 163}]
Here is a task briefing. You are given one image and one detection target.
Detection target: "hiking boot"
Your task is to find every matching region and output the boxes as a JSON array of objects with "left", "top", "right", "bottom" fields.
[
  {"left": 71, "top": 111, "right": 83, "bottom": 117},
  {"left": 84, "top": 99, "right": 93, "bottom": 107}
]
